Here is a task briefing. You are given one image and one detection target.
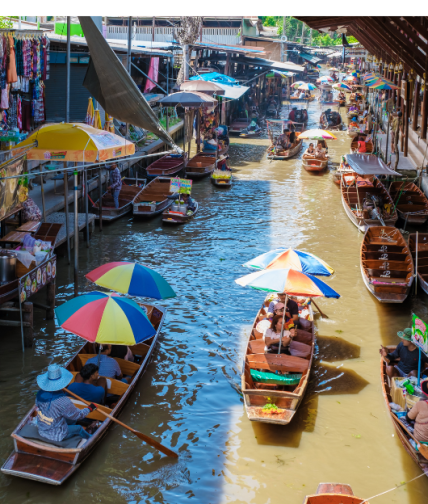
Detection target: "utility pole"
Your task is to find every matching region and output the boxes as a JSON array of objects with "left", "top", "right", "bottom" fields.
[{"left": 281, "top": 16, "right": 286, "bottom": 63}]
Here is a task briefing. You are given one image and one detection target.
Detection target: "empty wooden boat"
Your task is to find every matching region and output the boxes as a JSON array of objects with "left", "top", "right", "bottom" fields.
[
  {"left": 303, "top": 483, "right": 366, "bottom": 503},
  {"left": 241, "top": 301, "right": 314, "bottom": 425},
  {"left": 146, "top": 153, "right": 184, "bottom": 179},
  {"left": 361, "top": 227, "right": 413, "bottom": 303},
  {"left": 162, "top": 201, "right": 199, "bottom": 225},
  {"left": 133, "top": 177, "right": 177, "bottom": 218},
  {"left": 341, "top": 173, "right": 398, "bottom": 232},
  {"left": 381, "top": 350, "right": 428, "bottom": 478},
  {"left": 302, "top": 153, "right": 328, "bottom": 172},
  {"left": 1, "top": 304, "right": 166, "bottom": 485},
  {"left": 267, "top": 140, "right": 303, "bottom": 160},
  {"left": 389, "top": 181, "right": 428, "bottom": 225},
  {"left": 409, "top": 233, "right": 428, "bottom": 295},
  {"left": 185, "top": 153, "right": 216, "bottom": 179},
  {"left": 92, "top": 182, "right": 145, "bottom": 222}
]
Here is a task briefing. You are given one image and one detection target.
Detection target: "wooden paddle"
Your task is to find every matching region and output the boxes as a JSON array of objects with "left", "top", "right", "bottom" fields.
[
  {"left": 311, "top": 298, "right": 328, "bottom": 319},
  {"left": 64, "top": 388, "right": 178, "bottom": 458}
]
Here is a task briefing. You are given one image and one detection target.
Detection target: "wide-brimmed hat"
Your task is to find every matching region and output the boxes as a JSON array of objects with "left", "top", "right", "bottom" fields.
[
  {"left": 397, "top": 328, "right": 412, "bottom": 341},
  {"left": 37, "top": 364, "right": 73, "bottom": 392}
]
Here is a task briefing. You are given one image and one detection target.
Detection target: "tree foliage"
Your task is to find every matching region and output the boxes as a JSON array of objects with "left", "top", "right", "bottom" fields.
[
  {"left": 0, "top": 17, "right": 13, "bottom": 29},
  {"left": 259, "top": 16, "right": 358, "bottom": 46}
]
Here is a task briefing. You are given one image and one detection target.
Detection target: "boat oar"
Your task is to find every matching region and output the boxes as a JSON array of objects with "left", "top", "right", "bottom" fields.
[
  {"left": 311, "top": 298, "right": 328, "bottom": 319},
  {"left": 64, "top": 388, "right": 178, "bottom": 458}
]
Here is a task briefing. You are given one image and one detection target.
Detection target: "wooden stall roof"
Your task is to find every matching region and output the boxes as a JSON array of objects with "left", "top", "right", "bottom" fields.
[{"left": 295, "top": 17, "right": 428, "bottom": 79}]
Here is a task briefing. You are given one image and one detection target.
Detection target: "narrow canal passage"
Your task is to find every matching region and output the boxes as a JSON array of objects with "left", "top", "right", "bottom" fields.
[{"left": 1, "top": 95, "right": 428, "bottom": 504}]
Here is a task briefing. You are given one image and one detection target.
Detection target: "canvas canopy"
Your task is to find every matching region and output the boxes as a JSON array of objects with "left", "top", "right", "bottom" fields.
[
  {"left": 78, "top": 16, "right": 178, "bottom": 150},
  {"left": 346, "top": 154, "right": 402, "bottom": 176}
]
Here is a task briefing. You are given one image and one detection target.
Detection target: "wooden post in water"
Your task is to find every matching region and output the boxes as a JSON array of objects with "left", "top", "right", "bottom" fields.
[
  {"left": 404, "top": 74, "right": 411, "bottom": 157},
  {"left": 412, "top": 79, "right": 420, "bottom": 132},
  {"left": 46, "top": 281, "right": 55, "bottom": 319},
  {"left": 73, "top": 169, "right": 79, "bottom": 297},
  {"left": 63, "top": 163, "right": 70, "bottom": 264},
  {"left": 422, "top": 72, "right": 428, "bottom": 140},
  {"left": 415, "top": 231, "right": 419, "bottom": 296},
  {"left": 23, "top": 301, "right": 33, "bottom": 347}
]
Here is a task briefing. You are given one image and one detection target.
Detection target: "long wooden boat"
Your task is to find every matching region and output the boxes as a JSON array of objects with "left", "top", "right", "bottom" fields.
[
  {"left": 229, "top": 118, "right": 250, "bottom": 135},
  {"left": 162, "top": 201, "right": 199, "bottom": 225},
  {"left": 1, "top": 303, "right": 166, "bottom": 485},
  {"left": 133, "top": 177, "right": 176, "bottom": 218},
  {"left": 146, "top": 153, "right": 184, "bottom": 179},
  {"left": 241, "top": 301, "right": 314, "bottom": 425},
  {"left": 341, "top": 173, "right": 398, "bottom": 232},
  {"left": 185, "top": 153, "right": 216, "bottom": 179},
  {"left": 92, "top": 182, "right": 145, "bottom": 222},
  {"left": 290, "top": 95, "right": 315, "bottom": 102},
  {"left": 320, "top": 111, "right": 342, "bottom": 131},
  {"left": 302, "top": 153, "right": 328, "bottom": 172},
  {"left": 347, "top": 126, "right": 360, "bottom": 139},
  {"left": 361, "top": 227, "right": 413, "bottom": 303},
  {"left": 389, "top": 182, "right": 428, "bottom": 225},
  {"left": 267, "top": 140, "right": 303, "bottom": 160},
  {"left": 303, "top": 483, "right": 366, "bottom": 503},
  {"left": 409, "top": 233, "right": 428, "bottom": 296},
  {"left": 381, "top": 350, "right": 428, "bottom": 478},
  {"left": 288, "top": 108, "right": 308, "bottom": 123},
  {"left": 211, "top": 171, "right": 232, "bottom": 187}
]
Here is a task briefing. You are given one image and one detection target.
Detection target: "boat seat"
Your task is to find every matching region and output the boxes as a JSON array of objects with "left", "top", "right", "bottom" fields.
[
  {"left": 246, "top": 353, "right": 309, "bottom": 373},
  {"left": 77, "top": 355, "right": 140, "bottom": 378},
  {"left": 363, "top": 260, "right": 412, "bottom": 271},
  {"left": 363, "top": 252, "right": 410, "bottom": 261},
  {"left": 69, "top": 398, "right": 113, "bottom": 422},
  {"left": 69, "top": 371, "right": 129, "bottom": 396},
  {"left": 370, "top": 274, "right": 410, "bottom": 283},
  {"left": 364, "top": 244, "right": 404, "bottom": 253},
  {"left": 397, "top": 204, "right": 428, "bottom": 212}
]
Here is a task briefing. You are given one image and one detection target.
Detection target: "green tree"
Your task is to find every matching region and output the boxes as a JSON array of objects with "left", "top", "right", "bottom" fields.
[{"left": 0, "top": 17, "right": 13, "bottom": 29}]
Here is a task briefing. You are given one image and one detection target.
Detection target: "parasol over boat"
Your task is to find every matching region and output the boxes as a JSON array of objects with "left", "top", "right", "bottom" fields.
[{"left": 298, "top": 129, "right": 337, "bottom": 140}]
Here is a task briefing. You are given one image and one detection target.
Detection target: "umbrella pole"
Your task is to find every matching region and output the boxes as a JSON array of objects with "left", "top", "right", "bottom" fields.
[
  {"left": 74, "top": 169, "right": 79, "bottom": 297},
  {"left": 63, "top": 163, "right": 71, "bottom": 265},
  {"left": 98, "top": 167, "right": 103, "bottom": 232},
  {"left": 85, "top": 169, "right": 89, "bottom": 248},
  {"left": 278, "top": 294, "right": 288, "bottom": 355},
  {"left": 415, "top": 231, "right": 419, "bottom": 296}
]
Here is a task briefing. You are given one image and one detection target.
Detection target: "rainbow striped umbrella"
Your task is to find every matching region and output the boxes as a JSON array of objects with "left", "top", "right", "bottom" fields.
[
  {"left": 298, "top": 82, "right": 317, "bottom": 91},
  {"left": 318, "top": 76, "right": 333, "bottom": 83},
  {"left": 235, "top": 268, "right": 340, "bottom": 298},
  {"left": 368, "top": 79, "right": 399, "bottom": 90},
  {"left": 343, "top": 75, "right": 358, "bottom": 82},
  {"left": 86, "top": 262, "right": 176, "bottom": 299},
  {"left": 243, "top": 248, "right": 334, "bottom": 276},
  {"left": 333, "top": 82, "right": 352, "bottom": 91},
  {"left": 363, "top": 73, "right": 380, "bottom": 81},
  {"left": 291, "top": 81, "right": 307, "bottom": 88},
  {"left": 298, "top": 129, "right": 337, "bottom": 140},
  {"left": 55, "top": 292, "right": 156, "bottom": 345}
]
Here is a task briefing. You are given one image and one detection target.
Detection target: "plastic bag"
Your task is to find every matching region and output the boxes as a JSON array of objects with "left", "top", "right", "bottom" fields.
[{"left": 16, "top": 250, "right": 35, "bottom": 269}]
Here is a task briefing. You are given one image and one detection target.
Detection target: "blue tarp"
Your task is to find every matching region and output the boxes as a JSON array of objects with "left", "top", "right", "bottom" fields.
[{"left": 190, "top": 72, "right": 238, "bottom": 85}]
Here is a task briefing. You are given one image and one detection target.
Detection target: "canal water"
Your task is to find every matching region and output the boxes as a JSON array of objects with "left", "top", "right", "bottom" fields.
[{"left": 2, "top": 87, "right": 428, "bottom": 504}]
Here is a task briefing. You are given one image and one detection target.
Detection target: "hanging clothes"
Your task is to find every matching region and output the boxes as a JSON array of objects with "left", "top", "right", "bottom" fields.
[
  {"left": 6, "top": 35, "right": 18, "bottom": 83},
  {"left": 44, "top": 37, "right": 50, "bottom": 80},
  {"left": 1, "top": 84, "right": 9, "bottom": 109},
  {"left": 17, "top": 94, "right": 22, "bottom": 131},
  {"left": 15, "top": 38, "right": 23, "bottom": 76},
  {"left": 21, "top": 98, "right": 31, "bottom": 131},
  {"left": 23, "top": 39, "right": 31, "bottom": 77}
]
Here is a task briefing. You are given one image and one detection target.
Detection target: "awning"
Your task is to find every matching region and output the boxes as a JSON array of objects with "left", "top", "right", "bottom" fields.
[
  {"left": 273, "top": 69, "right": 295, "bottom": 78},
  {"left": 189, "top": 41, "right": 266, "bottom": 56},
  {"left": 215, "top": 83, "right": 249, "bottom": 100},
  {"left": 78, "top": 16, "right": 177, "bottom": 149},
  {"left": 190, "top": 72, "right": 238, "bottom": 85},
  {"left": 300, "top": 53, "right": 321, "bottom": 64},
  {"left": 234, "top": 56, "right": 304, "bottom": 73},
  {"left": 346, "top": 154, "right": 402, "bottom": 176}
]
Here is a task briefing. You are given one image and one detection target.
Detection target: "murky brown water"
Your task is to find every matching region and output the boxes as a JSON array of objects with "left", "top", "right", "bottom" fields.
[{"left": 1, "top": 88, "right": 428, "bottom": 504}]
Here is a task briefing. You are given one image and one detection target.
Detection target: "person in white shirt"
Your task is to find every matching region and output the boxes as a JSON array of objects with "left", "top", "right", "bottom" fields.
[{"left": 263, "top": 314, "right": 296, "bottom": 353}]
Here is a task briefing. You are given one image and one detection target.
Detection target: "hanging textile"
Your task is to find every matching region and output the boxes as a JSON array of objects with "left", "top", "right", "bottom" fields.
[
  {"left": 144, "top": 57, "right": 159, "bottom": 93},
  {"left": 6, "top": 35, "right": 18, "bottom": 83}
]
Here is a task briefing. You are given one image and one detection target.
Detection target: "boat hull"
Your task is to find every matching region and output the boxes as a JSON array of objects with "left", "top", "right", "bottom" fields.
[
  {"left": 162, "top": 202, "right": 199, "bottom": 225},
  {"left": 267, "top": 141, "right": 303, "bottom": 160},
  {"left": 211, "top": 176, "right": 232, "bottom": 187},
  {"left": 185, "top": 154, "right": 216, "bottom": 179}
]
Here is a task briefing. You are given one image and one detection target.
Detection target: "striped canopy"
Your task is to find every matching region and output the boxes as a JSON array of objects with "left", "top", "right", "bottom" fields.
[
  {"left": 291, "top": 81, "right": 307, "bottom": 88},
  {"left": 298, "top": 129, "right": 337, "bottom": 140},
  {"left": 318, "top": 76, "right": 333, "bottom": 83},
  {"left": 55, "top": 292, "right": 156, "bottom": 345},
  {"left": 298, "top": 83, "right": 317, "bottom": 91},
  {"left": 86, "top": 262, "right": 176, "bottom": 299},
  {"left": 343, "top": 75, "right": 358, "bottom": 82},
  {"left": 235, "top": 268, "right": 340, "bottom": 298},
  {"left": 333, "top": 83, "right": 352, "bottom": 91}
]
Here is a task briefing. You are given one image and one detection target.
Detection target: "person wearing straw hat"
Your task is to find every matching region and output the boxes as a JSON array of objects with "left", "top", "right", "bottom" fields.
[
  {"left": 407, "top": 380, "right": 428, "bottom": 445},
  {"left": 380, "top": 329, "right": 428, "bottom": 379},
  {"left": 36, "top": 364, "right": 97, "bottom": 442}
]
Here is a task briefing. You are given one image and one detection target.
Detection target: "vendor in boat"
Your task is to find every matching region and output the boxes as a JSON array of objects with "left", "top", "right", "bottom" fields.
[
  {"left": 181, "top": 193, "right": 196, "bottom": 213},
  {"left": 277, "top": 130, "right": 291, "bottom": 150},
  {"left": 338, "top": 91, "right": 346, "bottom": 101},
  {"left": 349, "top": 117, "right": 359, "bottom": 129},
  {"left": 68, "top": 363, "right": 107, "bottom": 405},
  {"left": 299, "top": 90, "right": 306, "bottom": 99},
  {"left": 406, "top": 380, "right": 428, "bottom": 444},
  {"left": 107, "top": 162, "right": 122, "bottom": 209},
  {"left": 35, "top": 364, "right": 97, "bottom": 442},
  {"left": 86, "top": 344, "right": 128, "bottom": 383},
  {"left": 263, "top": 314, "right": 296, "bottom": 354},
  {"left": 217, "top": 155, "right": 231, "bottom": 171},
  {"left": 380, "top": 329, "right": 428, "bottom": 379}
]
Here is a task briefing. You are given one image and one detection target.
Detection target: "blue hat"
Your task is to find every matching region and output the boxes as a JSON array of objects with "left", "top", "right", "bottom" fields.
[{"left": 37, "top": 364, "right": 73, "bottom": 392}]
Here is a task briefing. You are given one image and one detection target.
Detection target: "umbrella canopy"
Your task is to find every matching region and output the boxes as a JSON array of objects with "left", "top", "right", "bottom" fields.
[
  {"left": 17, "top": 123, "right": 135, "bottom": 162},
  {"left": 329, "top": 67, "right": 340, "bottom": 72},
  {"left": 363, "top": 73, "right": 380, "bottom": 81},
  {"left": 333, "top": 82, "right": 352, "bottom": 91},
  {"left": 158, "top": 91, "right": 217, "bottom": 108},
  {"left": 55, "top": 292, "right": 156, "bottom": 345},
  {"left": 94, "top": 109, "right": 102, "bottom": 130},
  {"left": 343, "top": 75, "right": 358, "bottom": 82},
  {"left": 180, "top": 80, "right": 225, "bottom": 96},
  {"left": 243, "top": 248, "right": 334, "bottom": 276},
  {"left": 368, "top": 79, "right": 399, "bottom": 90},
  {"left": 298, "top": 83, "right": 317, "bottom": 91},
  {"left": 85, "top": 98, "right": 94, "bottom": 126},
  {"left": 86, "top": 262, "right": 176, "bottom": 299},
  {"left": 235, "top": 268, "right": 340, "bottom": 298},
  {"left": 190, "top": 72, "right": 238, "bottom": 85},
  {"left": 317, "top": 76, "right": 333, "bottom": 83},
  {"left": 298, "top": 129, "right": 337, "bottom": 140},
  {"left": 291, "top": 81, "right": 307, "bottom": 88}
]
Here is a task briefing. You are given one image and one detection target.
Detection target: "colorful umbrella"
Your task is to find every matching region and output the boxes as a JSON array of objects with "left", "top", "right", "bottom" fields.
[
  {"left": 235, "top": 268, "right": 340, "bottom": 298},
  {"left": 298, "top": 129, "right": 337, "bottom": 140},
  {"left": 86, "top": 262, "right": 176, "bottom": 299},
  {"left": 333, "top": 83, "right": 352, "bottom": 91},
  {"left": 369, "top": 81, "right": 400, "bottom": 91},
  {"left": 94, "top": 109, "right": 102, "bottom": 130},
  {"left": 55, "top": 292, "right": 156, "bottom": 345},
  {"left": 317, "top": 64, "right": 322, "bottom": 69},
  {"left": 343, "top": 75, "right": 358, "bottom": 82},
  {"left": 243, "top": 248, "right": 334, "bottom": 276},
  {"left": 317, "top": 76, "right": 333, "bottom": 83},
  {"left": 298, "top": 83, "right": 317, "bottom": 91},
  {"left": 85, "top": 98, "right": 94, "bottom": 126},
  {"left": 291, "top": 81, "right": 307, "bottom": 88},
  {"left": 329, "top": 67, "right": 340, "bottom": 72},
  {"left": 363, "top": 73, "right": 380, "bottom": 81}
]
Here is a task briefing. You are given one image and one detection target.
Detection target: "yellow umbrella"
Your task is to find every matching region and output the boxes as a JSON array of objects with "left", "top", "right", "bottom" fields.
[
  {"left": 104, "top": 111, "right": 115, "bottom": 133},
  {"left": 17, "top": 123, "right": 135, "bottom": 163},
  {"left": 94, "top": 109, "right": 102, "bottom": 130},
  {"left": 85, "top": 98, "right": 95, "bottom": 126}
]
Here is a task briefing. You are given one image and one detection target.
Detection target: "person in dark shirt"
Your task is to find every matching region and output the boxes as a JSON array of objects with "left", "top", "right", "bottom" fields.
[
  {"left": 68, "top": 364, "right": 106, "bottom": 404},
  {"left": 380, "top": 328, "right": 428, "bottom": 379}
]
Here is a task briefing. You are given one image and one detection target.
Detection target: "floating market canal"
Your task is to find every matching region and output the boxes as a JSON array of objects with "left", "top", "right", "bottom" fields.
[{"left": 1, "top": 96, "right": 428, "bottom": 504}]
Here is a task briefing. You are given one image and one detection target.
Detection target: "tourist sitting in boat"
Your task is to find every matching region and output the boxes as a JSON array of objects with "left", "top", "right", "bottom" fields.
[
  {"left": 263, "top": 314, "right": 296, "bottom": 354},
  {"left": 107, "top": 162, "right": 122, "bottom": 209},
  {"left": 68, "top": 363, "right": 107, "bottom": 405},
  {"left": 35, "top": 364, "right": 97, "bottom": 443},
  {"left": 86, "top": 345, "right": 127, "bottom": 382},
  {"left": 380, "top": 328, "right": 428, "bottom": 378},
  {"left": 306, "top": 143, "right": 315, "bottom": 155},
  {"left": 299, "top": 90, "right": 306, "bottom": 99},
  {"left": 110, "top": 345, "right": 135, "bottom": 362},
  {"left": 277, "top": 131, "right": 291, "bottom": 150},
  {"left": 182, "top": 193, "right": 196, "bottom": 213},
  {"left": 315, "top": 143, "right": 325, "bottom": 158},
  {"left": 292, "top": 89, "right": 300, "bottom": 98},
  {"left": 406, "top": 380, "right": 428, "bottom": 444},
  {"left": 265, "top": 292, "right": 314, "bottom": 331},
  {"left": 339, "top": 91, "right": 346, "bottom": 101}
]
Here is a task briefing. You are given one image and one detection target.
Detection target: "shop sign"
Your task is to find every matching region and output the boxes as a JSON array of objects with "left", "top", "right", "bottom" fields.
[
  {"left": 44, "top": 151, "right": 67, "bottom": 160},
  {"left": 412, "top": 313, "right": 428, "bottom": 355},
  {"left": 169, "top": 177, "right": 192, "bottom": 194},
  {"left": 19, "top": 256, "right": 57, "bottom": 303}
]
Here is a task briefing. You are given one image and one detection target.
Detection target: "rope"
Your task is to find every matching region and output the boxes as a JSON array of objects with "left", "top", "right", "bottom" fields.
[{"left": 359, "top": 472, "right": 426, "bottom": 504}]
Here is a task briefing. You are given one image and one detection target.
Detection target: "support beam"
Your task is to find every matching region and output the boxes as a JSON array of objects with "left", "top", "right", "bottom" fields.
[{"left": 412, "top": 79, "right": 420, "bottom": 131}]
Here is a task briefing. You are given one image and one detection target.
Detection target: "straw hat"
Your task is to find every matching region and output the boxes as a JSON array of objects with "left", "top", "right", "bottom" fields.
[{"left": 37, "top": 364, "right": 73, "bottom": 392}]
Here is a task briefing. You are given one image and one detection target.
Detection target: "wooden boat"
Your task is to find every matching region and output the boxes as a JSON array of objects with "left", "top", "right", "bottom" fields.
[
  {"left": 1, "top": 304, "right": 166, "bottom": 485},
  {"left": 185, "top": 153, "right": 216, "bottom": 179},
  {"left": 133, "top": 177, "right": 176, "bottom": 218},
  {"left": 303, "top": 483, "right": 366, "bottom": 503},
  {"left": 381, "top": 350, "right": 428, "bottom": 478},
  {"left": 229, "top": 118, "right": 250, "bottom": 135},
  {"left": 341, "top": 173, "right": 398, "bottom": 232},
  {"left": 361, "top": 227, "right": 413, "bottom": 303},
  {"left": 211, "top": 171, "right": 232, "bottom": 187},
  {"left": 409, "top": 233, "right": 428, "bottom": 295},
  {"left": 350, "top": 138, "right": 374, "bottom": 153},
  {"left": 267, "top": 140, "right": 303, "bottom": 160},
  {"left": 162, "top": 201, "right": 199, "bottom": 225},
  {"left": 332, "top": 163, "right": 353, "bottom": 186},
  {"left": 146, "top": 153, "right": 184, "bottom": 179},
  {"left": 389, "top": 182, "right": 428, "bottom": 225},
  {"left": 290, "top": 95, "right": 315, "bottom": 102},
  {"left": 92, "top": 181, "right": 145, "bottom": 222},
  {"left": 302, "top": 154, "right": 328, "bottom": 172},
  {"left": 347, "top": 126, "right": 360, "bottom": 139},
  {"left": 241, "top": 301, "right": 314, "bottom": 425},
  {"left": 320, "top": 110, "right": 342, "bottom": 131},
  {"left": 288, "top": 108, "right": 308, "bottom": 123}
]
